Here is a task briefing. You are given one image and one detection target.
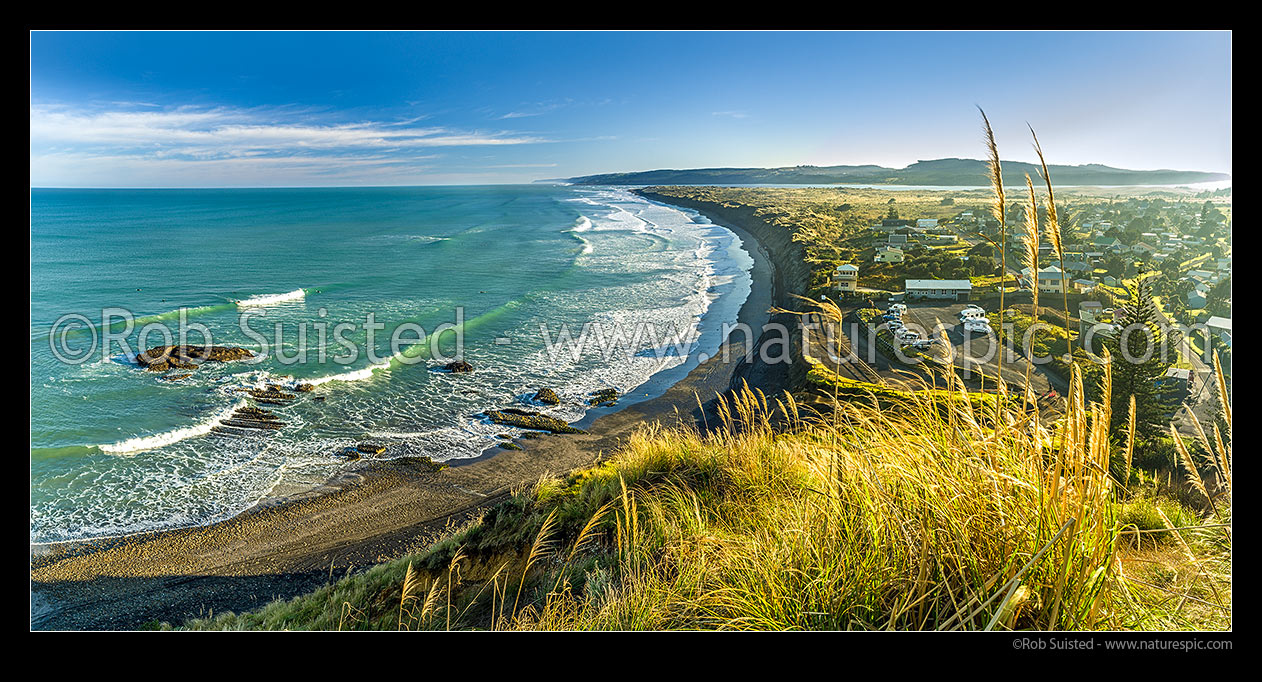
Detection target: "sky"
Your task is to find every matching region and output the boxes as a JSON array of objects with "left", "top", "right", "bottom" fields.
[{"left": 29, "top": 31, "right": 1232, "bottom": 187}]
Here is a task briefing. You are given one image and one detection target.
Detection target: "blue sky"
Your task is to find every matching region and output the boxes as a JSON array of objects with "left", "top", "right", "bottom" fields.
[{"left": 30, "top": 31, "right": 1231, "bottom": 187}]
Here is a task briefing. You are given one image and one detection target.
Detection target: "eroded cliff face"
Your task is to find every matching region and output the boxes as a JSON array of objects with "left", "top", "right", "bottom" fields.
[{"left": 634, "top": 189, "right": 812, "bottom": 394}]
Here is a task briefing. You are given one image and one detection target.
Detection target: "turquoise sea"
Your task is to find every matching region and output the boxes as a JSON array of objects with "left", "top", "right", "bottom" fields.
[{"left": 30, "top": 186, "right": 753, "bottom": 544}]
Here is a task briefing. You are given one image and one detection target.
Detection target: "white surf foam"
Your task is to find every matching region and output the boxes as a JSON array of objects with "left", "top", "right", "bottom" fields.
[
  {"left": 99, "top": 400, "right": 247, "bottom": 454},
  {"left": 235, "top": 289, "right": 307, "bottom": 307}
]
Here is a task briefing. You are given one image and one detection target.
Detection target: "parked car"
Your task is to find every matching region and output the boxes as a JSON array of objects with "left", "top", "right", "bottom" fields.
[{"left": 963, "top": 319, "right": 992, "bottom": 334}]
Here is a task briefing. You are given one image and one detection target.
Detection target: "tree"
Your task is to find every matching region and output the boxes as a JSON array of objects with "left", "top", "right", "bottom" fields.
[
  {"left": 1103, "top": 254, "right": 1126, "bottom": 279},
  {"left": 1205, "top": 275, "right": 1231, "bottom": 317},
  {"left": 1103, "top": 276, "right": 1172, "bottom": 447}
]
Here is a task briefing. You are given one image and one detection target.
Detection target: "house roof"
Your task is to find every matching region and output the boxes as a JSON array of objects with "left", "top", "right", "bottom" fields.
[
  {"left": 836, "top": 264, "right": 859, "bottom": 271},
  {"left": 905, "top": 279, "right": 972, "bottom": 290},
  {"left": 1206, "top": 316, "right": 1231, "bottom": 331}
]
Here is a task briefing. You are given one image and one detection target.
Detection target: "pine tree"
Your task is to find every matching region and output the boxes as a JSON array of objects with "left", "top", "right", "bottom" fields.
[{"left": 1104, "top": 275, "right": 1172, "bottom": 442}]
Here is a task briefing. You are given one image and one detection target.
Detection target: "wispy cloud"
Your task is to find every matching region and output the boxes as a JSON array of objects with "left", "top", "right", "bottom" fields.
[
  {"left": 29, "top": 103, "right": 555, "bottom": 186},
  {"left": 711, "top": 110, "right": 750, "bottom": 119},
  {"left": 494, "top": 99, "right": 575, "bottom": 120}
]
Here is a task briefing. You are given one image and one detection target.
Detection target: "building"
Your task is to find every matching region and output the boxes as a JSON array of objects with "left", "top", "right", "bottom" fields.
[
  {"left": 889, "top": 234, "right": 909, "bottom": 245},
  {"left": 1205, "top": 316, "right": 1232, "bottom": 347},
  {"left": 1187, "top": 287, "right": 1208, "bottom": 308},
  {"left": 1079, "top": 301, "right": 1118, "bottom": 339},
  {"left": 1022, "top": 265, "right": 1068, "bottom": 294},
  {"left": 833, "top": 263, "right": 859, "bottom": 293},
  {"left": 1073, "top": 279, "right": 1097, "bottom": 294},
  {"left": 924, "top": 233, "right": 958, "bottom": 245},
  {"left": 874, "top": 247, "right": 904, "bottom": 264},
  {"left": 905, "top": 279, "right": 972, "bottom": 301},
  {"left": 916, "top": 218, "right": 939, "bottom": 229}
]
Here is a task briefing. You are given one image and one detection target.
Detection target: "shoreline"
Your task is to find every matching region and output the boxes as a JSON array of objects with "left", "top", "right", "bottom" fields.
[{"left": 30, "top": 193, "right": 784, "bottom": 631}]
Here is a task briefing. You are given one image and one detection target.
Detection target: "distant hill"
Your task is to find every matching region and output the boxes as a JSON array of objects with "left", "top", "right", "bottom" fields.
[{"left": 562, "top": 158, "right": 1229, "bottom": 187}]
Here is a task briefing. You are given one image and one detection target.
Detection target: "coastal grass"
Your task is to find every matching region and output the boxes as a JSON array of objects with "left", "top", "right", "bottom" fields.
[{"left": 180, "top": 361, "right": 1230, "bottom": 631}]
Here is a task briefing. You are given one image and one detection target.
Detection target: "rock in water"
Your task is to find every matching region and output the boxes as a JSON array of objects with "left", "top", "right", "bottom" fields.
[
  {"left": 334, "top": 447, "right": 361, "bottom": 460},
  {"left": 356, "top": 443, "right": 387, "bottom": 455},
  {"left": 295, "top": 383, "right": 315, "bottom": 392},
  {"left": 483, "top": 409, "right": 586, "bottom": 434},
  {"left": 444, "top": 360, "right": 474, "bottom": 373},
  {"left": 533, "top": 388, "right": 560, "bottom": 405},
  {"left": 499, "top": 442, "right": 524, "bottom": 451},
  {"left": 588, "top": 388, "right": 620, "bottom": 407},
  {"left": 135, "top": 345, "right": 255, "bottom": 372}
]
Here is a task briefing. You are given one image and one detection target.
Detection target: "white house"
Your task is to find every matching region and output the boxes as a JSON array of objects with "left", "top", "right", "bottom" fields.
[
  {"left": 905, "top": 279, "right": 972, "bottom": 301},
  {"left": 916, "top": 218, "right": 939, "bottom": 229},
  {"left": 833, "top": 263, "right": 859, "bottom": 293}
]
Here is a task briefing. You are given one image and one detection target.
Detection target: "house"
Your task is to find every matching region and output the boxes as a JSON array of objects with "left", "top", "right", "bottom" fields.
[
  {"left": 1079, "top": 300, "right": 1118, "bottom": 339},
  {"left": 1022, "top": 265, "right": 1068, "bottom": 294},
  {"left": 916, "top": 218, "right": 939, "bottom": 229},
  {"left": 1073, "top": 279, "right": 1097, "bottom": 294},
  {"left": 1188, "top": 269, "right": 1217, "bottom": 284},
  {"left": 833, "top": 264, "right": 859, "bottom": 293},
  {"left": 1217, "top": 258, "right": 1231, "bottom": 272},
  {"left": 924, "top": 233, "right": 958, "bottom": 245},
  {"left": 889, "top": 234, "right": 909, "bottom": 245},
  {"left": 1102, "top": 275, "right": 1120, "bottom": 287},
  {"left": 905, "top": 279, "right": 972, "bottom": 301},
  {"left": 1093, "top": 236, "right": 1122, "bottom": 250},
  {"left": 874, "top": 247, "right": 904, "bottom": 264},
  {"left": 1187, "top": 287, "right": 1208, "bottom": 308},
  {"left": 1205, "top": 316, "right": 1232, "bottom": 347},
  {"left": 1131, "top": 242, "right": 1158, "bottom": 256}
]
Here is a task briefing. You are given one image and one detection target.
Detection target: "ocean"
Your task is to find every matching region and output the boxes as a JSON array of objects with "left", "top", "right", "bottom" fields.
[{"left": 30, "top": 185, "right": 753, "bottom": 544}]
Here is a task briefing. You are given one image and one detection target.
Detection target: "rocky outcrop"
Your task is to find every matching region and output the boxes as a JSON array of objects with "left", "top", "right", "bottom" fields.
[
  {"left": 356, "top": 443, "right": 387, "bottom": 456},
  {"left": 242, "top": 385, "right": 297, "bottom": 405},
  {"left": 136, "top": 345, "right": 254, "bottom": 372},
  {"left": 159, "top": 373, "right": 192, "bottom": 382},
  {"left": 295, "top": 383, "right": 315, "bottom": 392},
  {"left": 444, "top": 361, "right": 474, "bottom": 373},
  {"left": 391, "top": 455, "right": 448, "bottom": 472},
  {"left": 532, "top": 388, "right": 560, "bottom": 405},
  {"left": 587, "top": 388, "right": 619, "bottom": 407},
  {"left": 483, "top": 408, "right": 586, "bottom": 434},
  {"left": 211, "top": 406, "right": 287, "bottom": 436},
  {"left": 499, "top": 442, "right": 524, "bottom": 451}
]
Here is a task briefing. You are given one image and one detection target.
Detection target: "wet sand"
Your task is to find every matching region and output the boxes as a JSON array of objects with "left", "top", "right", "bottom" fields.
[{"left": 30, "top": 210, "right": 781, "bottom": 631}]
